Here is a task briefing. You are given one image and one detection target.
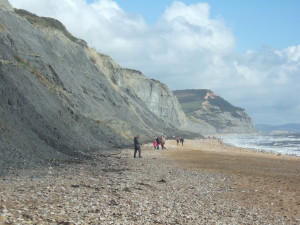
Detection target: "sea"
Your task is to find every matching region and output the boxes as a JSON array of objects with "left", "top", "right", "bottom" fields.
[{"left": 221, "top": 132, "right": 300, "bottom": 157}]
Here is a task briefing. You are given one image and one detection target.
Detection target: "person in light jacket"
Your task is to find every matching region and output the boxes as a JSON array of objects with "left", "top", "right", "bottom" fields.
[{"left": 160, "top": 136, "right": 166, "bottom": 149}]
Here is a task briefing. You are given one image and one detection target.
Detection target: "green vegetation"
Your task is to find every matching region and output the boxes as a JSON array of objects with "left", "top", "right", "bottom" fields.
[
  {"left": 14, "top": 9, "right": 82, "bottom": 43},
  {"left": 208, "top": 97, "right": 242, "bottom": 111},
  {"left": 174, "top": 89, "right": 244, "bottom": 118},
  {"left": 174, "top": 89, "right": 247, "bottom": 129},
  {"left": 180, "top": 101, "right": 203, "bottom": 114},
  {"left": 173, "top": 89, "right": 208, "bottom": 103},
  {"left": 208, "top": 97, "right": 243, "bottom": 118}
]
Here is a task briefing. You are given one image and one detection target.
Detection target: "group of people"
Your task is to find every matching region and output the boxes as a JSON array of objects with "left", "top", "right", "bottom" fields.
[
  {"left": 133, "top": 134, "right": 185, "bottom": 158},
  {"left": 153, "top": 136, "right": 166, "bottom": 150},
  {"left": 176, "top": 137, "right": 184, "bottom": 146},
  {"left": 206, "top": 135, "right": 223, "bottom": 144}
]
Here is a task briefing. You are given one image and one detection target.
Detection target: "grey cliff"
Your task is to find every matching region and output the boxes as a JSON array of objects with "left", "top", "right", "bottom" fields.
[{"left": 0, "top": 3, "right": 199, "bottom": 172}]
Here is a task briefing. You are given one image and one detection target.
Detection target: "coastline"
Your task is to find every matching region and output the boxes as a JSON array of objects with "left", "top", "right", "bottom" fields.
[
  {"left": 217, "top": 132, "right": 300, "bottom": 157},
  {"left": 0, "top": 139, "right": 299, "bottom": 224}
]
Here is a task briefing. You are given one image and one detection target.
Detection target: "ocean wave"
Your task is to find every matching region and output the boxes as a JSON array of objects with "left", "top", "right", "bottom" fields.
[{"left": 221, "top": 133, "right": 300, "bottom": 156}]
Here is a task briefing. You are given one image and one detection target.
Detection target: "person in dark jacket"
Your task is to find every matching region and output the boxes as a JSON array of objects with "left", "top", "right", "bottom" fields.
[
  {"left": 156, "top": 136, "right": 160, "bottom": 150},
  {"left": 176, "top": 137, "right": 180, "bottom": 145},
  {"left": 180, "top": 137, "right": 184, "bottom": 146},
  {"left": 133, "top": 135, "right": 142, "bottom": 158}
]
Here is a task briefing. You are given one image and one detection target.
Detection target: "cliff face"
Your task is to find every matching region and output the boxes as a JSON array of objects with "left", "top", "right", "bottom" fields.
[
  {"left": 0, "top": 2, "right": 200, "bottom": 170},
  {"left": 87, "top": 49, "right": 217, "bottom": 134},
  {"left": 173, "top": 89, "right": 256, "bottom": 134}
]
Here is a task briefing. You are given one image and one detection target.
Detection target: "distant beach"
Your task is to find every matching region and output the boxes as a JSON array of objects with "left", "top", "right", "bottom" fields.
[{"left": 0, "top": 139, "right": 299, "bottom": 224}]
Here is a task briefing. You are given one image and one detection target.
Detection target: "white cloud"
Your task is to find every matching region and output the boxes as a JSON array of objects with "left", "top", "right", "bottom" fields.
[
  {"left": 9, "top": 0, "right": 300, "bottom": 124},
  {"left": 225, "top": 47, "right": 300, "bottom": 124},
  {"left": 160, "top": 1, "right": 234, "bottom": 52}
]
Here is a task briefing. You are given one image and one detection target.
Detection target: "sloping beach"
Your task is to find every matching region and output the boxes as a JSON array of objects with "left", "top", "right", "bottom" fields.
[
  {"left": 160, "top": 139, "right": 300, "bottom": 222},
  {"left": 1, "top": 139, "right": 299, "bottom": 224}
]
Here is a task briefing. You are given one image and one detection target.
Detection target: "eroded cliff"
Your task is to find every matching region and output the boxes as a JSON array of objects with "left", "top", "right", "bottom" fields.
[
  {"left": 173, "top": 89, "right": 256, "bottom": 134},
  {"left": 0, "top": 2, "right": 200, "bottom": 171}
]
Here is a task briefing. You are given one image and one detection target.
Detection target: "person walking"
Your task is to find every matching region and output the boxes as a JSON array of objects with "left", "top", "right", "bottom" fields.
[
  {"left": 161, "top": 136, "right": 166, "bottom": 149},
  {"left": 180, "top": 137, "right": 184, "bottom": 146},
  {"left": 153, "top": 138, "right": 158, "bottom": 150},
  {"left": 133, "top": 135, "right": 142, "bottom": 158},
  {"left": 176, "top": 137, "right": 180, "bottom": 146},
  {"left": 156, "top": 136, "right": 160, "bottom": 150}
]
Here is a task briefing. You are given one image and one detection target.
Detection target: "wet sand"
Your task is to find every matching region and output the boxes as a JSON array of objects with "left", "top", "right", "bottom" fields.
[{"left": 153, "top": 139, "right": 300, "bottom": 221}]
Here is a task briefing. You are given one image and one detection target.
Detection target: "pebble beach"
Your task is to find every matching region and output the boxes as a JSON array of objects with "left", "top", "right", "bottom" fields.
[{"left": 1, "top": 139, "right": 299, "bottom": 224}]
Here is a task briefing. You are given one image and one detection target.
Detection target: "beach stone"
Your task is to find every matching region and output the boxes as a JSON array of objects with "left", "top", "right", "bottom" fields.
[{"left": 0, "top": 140, "right": 299, "bottom": 224}]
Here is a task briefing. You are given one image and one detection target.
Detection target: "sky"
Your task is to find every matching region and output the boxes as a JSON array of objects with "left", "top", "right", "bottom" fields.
[{"left": 9, "top": 0, "right": 300, "bottom": 125}]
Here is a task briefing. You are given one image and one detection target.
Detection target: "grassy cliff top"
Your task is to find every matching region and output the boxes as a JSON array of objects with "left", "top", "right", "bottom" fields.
[
  {"left": 14, "top": 9, "right": 86, "bottom": 45},
  {"left": 173, "top": 89, "right": 244, "bottom": 116}
]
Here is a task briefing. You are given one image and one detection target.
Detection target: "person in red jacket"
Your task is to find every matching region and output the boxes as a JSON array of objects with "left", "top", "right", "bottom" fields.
[{"left": 153, "top": 138, "right": 158, "bottom": 149}]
